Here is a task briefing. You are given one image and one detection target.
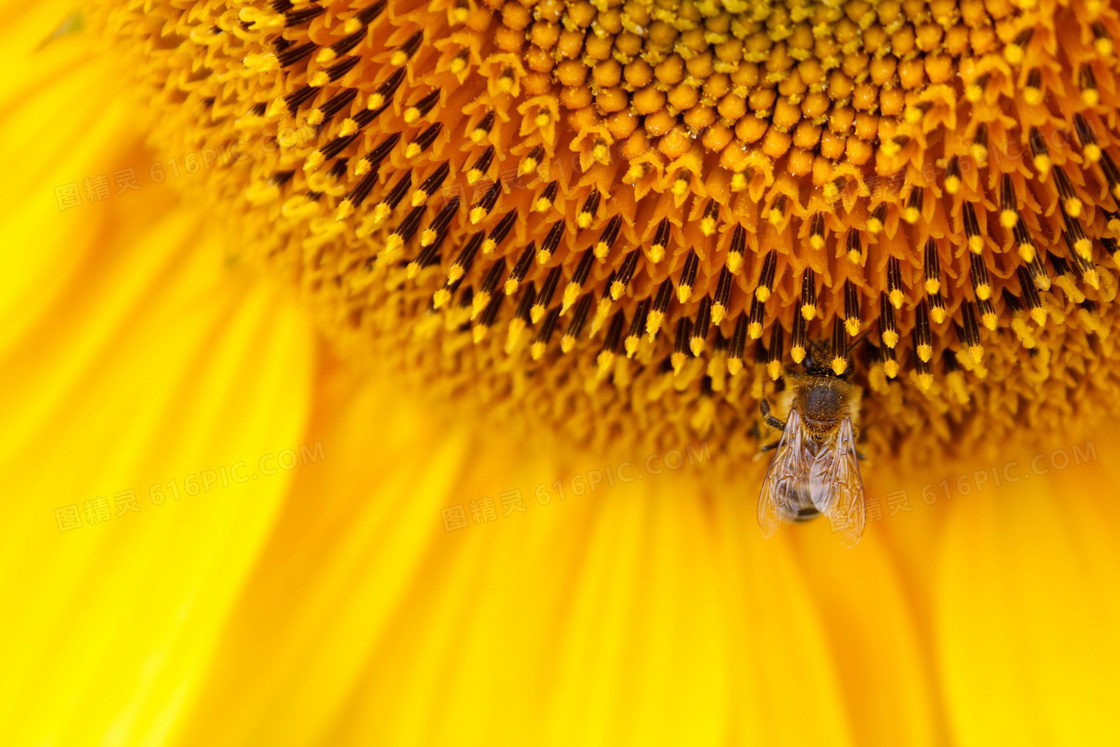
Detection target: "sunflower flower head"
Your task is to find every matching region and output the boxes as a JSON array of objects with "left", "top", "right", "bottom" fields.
[{"left": 96, "top": 0, "right": 1120, "bottom": 467}]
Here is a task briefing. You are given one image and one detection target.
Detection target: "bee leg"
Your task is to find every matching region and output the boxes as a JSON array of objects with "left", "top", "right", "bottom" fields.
[
  {"left": 759, "top": 398, "right": 786, "bottom": 432},
  {"left": 855, "top": 449, "right": 867, "bottom": 461}
]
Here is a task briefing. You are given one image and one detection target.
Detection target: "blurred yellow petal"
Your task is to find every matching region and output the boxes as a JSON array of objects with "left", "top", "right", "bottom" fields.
[
  {"left": 0, "top": 8, "right": 318, "bottom": 745},
  {"left": 177, "top": 421, "right": 858, "bottom": 745},
  {"left": 936, "top": 439, "right": 1120, "bottom": 747}
]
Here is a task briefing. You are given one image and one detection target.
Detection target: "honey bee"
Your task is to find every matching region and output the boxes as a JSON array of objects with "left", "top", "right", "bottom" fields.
[{"left": 757, "top": 355, "right": 867, "bottom": 547}]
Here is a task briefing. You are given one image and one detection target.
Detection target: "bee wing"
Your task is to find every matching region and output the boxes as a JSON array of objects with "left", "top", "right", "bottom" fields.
[
  {"left": 757, "top": 408, "right": 813, "bottom": 538},
  {"left": 808, "top": 417, "right": 866, "bottom": 548}
]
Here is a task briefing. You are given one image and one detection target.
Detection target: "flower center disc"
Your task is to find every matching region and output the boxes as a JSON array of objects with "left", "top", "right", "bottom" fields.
[{"left": 100, "top": 0, "right": 1120, "bottom": 463}]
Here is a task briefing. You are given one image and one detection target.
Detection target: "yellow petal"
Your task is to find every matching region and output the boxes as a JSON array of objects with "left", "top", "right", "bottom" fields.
[
  {"left": 0, "top": 11, "right": 317, "bottom": 745},
  {"left": 181, "top": 435, "right": 855, "bottom": 745},
  {"left": 936, "top": 436, "right": 1120, "bottom": 746}
]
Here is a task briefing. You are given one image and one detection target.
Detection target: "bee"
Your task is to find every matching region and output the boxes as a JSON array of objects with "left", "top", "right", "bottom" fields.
[{"left": 757, "top": 345, "right": 867, "bottom": 547}]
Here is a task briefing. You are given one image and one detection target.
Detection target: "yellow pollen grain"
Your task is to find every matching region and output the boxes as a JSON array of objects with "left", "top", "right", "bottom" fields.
[
  {"left": 646, "top": 310, "right": 664, "bottom": 341},
  {"left": 591, "top": 302, "right": 611, "bottom": 337},
  {"left": 385, "top": 233, "right": 404, "bottom": 258},
  {"left": 303, "top": 150, "right": 325, "bottom": 172},
  {"left": 561, "top": 285, "right": 581, "bottom": 314},
  {"left": 597, "top": 351, "right": 615, "bottom": 377},
  {"left": 518, "top": 158, "right": 539, "bottom": 177}
]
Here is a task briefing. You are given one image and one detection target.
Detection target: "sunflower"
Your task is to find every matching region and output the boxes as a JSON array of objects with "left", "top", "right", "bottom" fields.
[{"left": 3, "top": 0, "right": 1120, "bottom": 744}]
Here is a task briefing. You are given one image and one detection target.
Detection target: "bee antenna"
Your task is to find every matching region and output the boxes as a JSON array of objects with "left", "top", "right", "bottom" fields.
[{"left": 849, "top": 329, "right": 873, "bottom": 353}]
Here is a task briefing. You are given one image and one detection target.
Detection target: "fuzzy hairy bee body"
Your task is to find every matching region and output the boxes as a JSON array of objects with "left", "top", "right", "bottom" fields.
[{"left": 758, "top": 366, "right": 867, "bottom": 547}]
